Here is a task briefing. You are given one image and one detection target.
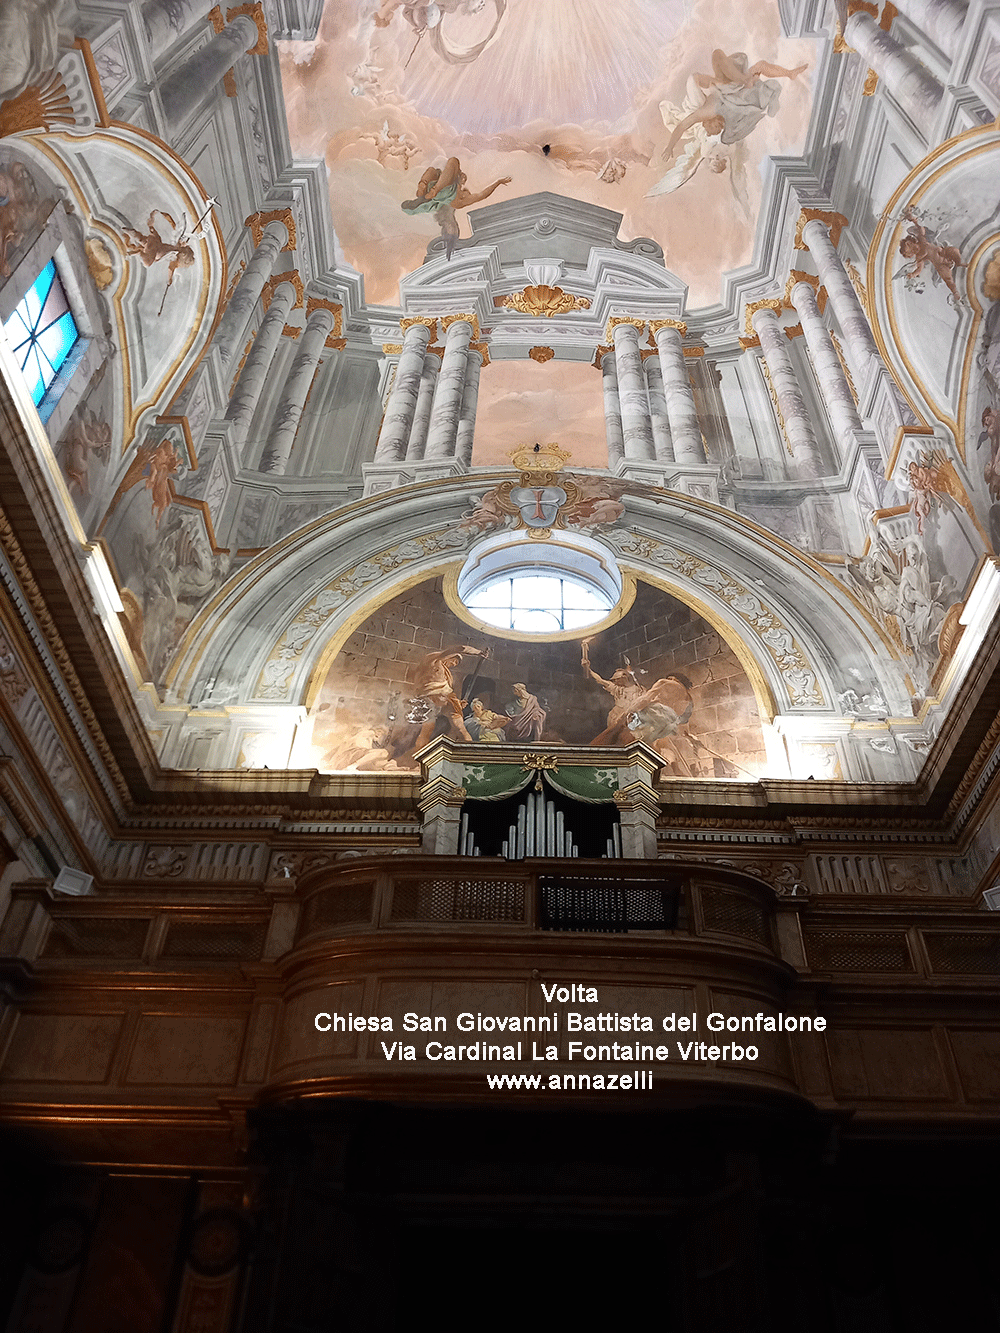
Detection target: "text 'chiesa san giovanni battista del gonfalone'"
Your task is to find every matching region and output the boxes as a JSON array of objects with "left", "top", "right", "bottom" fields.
[{"left": 1, "top": 0, "right": 1000, "bottom": 1326}]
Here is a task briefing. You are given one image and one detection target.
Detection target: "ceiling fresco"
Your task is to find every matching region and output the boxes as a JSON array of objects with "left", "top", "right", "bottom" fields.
[{"left": 278, "top": 0, "right": 816, "bottom": 305}]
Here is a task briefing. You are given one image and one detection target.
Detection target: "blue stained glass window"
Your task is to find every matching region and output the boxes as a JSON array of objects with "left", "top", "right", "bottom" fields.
[{"left": 3, "top": 261, "right": 80, "bottom": 406}]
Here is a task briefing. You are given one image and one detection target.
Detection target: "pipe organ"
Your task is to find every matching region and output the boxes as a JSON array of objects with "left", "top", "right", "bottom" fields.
[{"left": 458, "top": 787, "right": 623, "bottom": 859}]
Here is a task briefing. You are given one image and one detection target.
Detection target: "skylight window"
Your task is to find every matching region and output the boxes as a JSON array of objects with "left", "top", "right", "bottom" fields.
[{"left": 3, "top": 261, "right": 80, "bottom": 407}]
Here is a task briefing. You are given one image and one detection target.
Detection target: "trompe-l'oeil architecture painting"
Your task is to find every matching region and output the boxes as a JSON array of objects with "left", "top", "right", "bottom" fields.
[
  {"left": 5, "top": 0, "right": 1000, "bottom": 1325},
  {"left": 4, "top": 0, "right": 1000, "bottom": 787}
]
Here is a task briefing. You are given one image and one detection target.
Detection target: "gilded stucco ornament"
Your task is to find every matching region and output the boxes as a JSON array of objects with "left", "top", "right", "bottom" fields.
[{"left": 498, "top": 285, "right": 591, "bottom": 317}]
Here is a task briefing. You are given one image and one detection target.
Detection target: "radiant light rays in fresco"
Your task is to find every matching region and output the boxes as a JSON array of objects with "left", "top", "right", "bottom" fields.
[{"left": 399, "top": 0, "right": 691, "bottom": 134}]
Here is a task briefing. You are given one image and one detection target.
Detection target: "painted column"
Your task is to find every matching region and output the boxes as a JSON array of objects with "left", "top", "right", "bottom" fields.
[
  {"left": 844, "top": 11, "right": 943, "bottom": 138},
  {"left": 644, "top": 357, "right": 674, "bottom": 463},
  {"left": 887, "top": 0, "right": 967, "bottom": 59},
  {"left": 425, "top": 317, "right": 474, "bottom": 461},
  {"left": 213, "top": 220, "right": 288, "bottom": 376},
  {"left": 374, "top": 321, "right": 433, "bottom": 463},
  {"left": 405, "top": 351, "right": 441, "bottom": 462},
  {"left": 601, "top": 350, "right": 625, "bottom": 468},
  {"left": 751, "top": 305, "right": 824, "bottom": 479},
  {"left": 454, "top": 348, "right": 483, "bottom": 469},
  {"left": 224, "top": 280, "right": 297, "bottom": 447},
  {"left": 611, "top": 322, "right": 655, "bottom": 462},
  {"left": 142, "top": 0, "right": 216, "bottom": 61},
  {"left": 790, "top": 280, "right": 862, "bottom": 458},
  {"left": 258, "top": 307, "right": 335, "bottom": 474},
  {"left": 654, "top": 323, "right": 704, "bottom": 464},
  {"left": 801, "top": 219, "right": 882, "bottom": 388},
  {"left": 159, "top": 15, "right": 259, "bottom": 128}
]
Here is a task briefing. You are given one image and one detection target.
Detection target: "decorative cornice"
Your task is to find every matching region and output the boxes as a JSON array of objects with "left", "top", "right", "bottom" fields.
[
  {"left": 441, "top": 312, "right": 480, "bottom": 340},
  {"left": 529, "top": 346, "right": 554, "bottom": 363},
  {"left": 794, "top": 208, "right": 849, "bottom": 251},
  {"left": 245, "top": 207, "right": 296, "bottom": 252},
  {"left": 605, "top": 315, "right": 647, "bottom": 341},
  {"left": 417, "top": 775, "right": 467, "bottom": 812},
  {"left": 262, "top": 269, "right": 304, "bottom": 310}
]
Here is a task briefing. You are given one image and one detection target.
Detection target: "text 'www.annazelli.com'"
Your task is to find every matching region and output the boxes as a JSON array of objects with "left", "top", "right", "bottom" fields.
[{"left": 486, "top": 1071, "right": 653, "bottom": 1091}]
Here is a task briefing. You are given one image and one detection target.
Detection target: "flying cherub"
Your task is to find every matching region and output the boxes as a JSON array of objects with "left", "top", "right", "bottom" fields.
[
  {"left": 401, "top": 157, "right": 511, "bottom": 258},
  {"left": 361, "top": 119, "right": 418, "bottom": 169},
  {"left": 121, "top": 201, "right": 215, "bottom": 313},
  {"left": 895, "top": 205, "right": 967, "bottom": 306}
]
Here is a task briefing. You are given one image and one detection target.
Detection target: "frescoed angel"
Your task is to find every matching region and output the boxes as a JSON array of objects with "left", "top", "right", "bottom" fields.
[
  {"left": 373, "top": 0, "right": 506, "bottom": 64},
  {"left": 121, "top": 200, "right": 215, "bottom": 314},
  {"left": 401, "top": 157, "right": 510, "bottom": 258},
  {"left": 361, "top": 119, "right": 418, "bottom": 169},
  {"left": 647, "top": 50, "right": 806, "bottom": 207},
  {"left": 892, "top": 204, "right": 968, "bottom": 307}
]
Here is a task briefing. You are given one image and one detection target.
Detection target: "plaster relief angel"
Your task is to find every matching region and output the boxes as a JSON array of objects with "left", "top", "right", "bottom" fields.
[
  {"left": 892, "top": 204, "right": 968, "bottom": 308},
  {"left": 649, "top": 51, "right": 806, "bottom": 207}
]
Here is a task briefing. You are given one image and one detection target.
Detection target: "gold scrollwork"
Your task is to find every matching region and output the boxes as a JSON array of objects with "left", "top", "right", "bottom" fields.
[
  {"left": 499, "top": 285, "right": 591, "bottom": 318},
  {"left": 245, "top": 207, "right": 296, "bottom": 252}
]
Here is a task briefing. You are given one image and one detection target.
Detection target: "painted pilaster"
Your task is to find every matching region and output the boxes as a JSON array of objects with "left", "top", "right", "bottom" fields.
[
  {"left": 373, "top": 319, "right": 434, "bottom": 464},
  {"left": 600, "top": 349, "right": 625, "bottom": 469},
  {"left": 790, "top": 280, "right": 862, "bottom": 460},
  {"left": 844, "top": 10, "right": 943, "bottom": 138},
  {"left": 405, "top": 350, "right": 441, "bottom": 462},
  {"left": 425, "top": 316, "right": 476, "bottom": 462},
  {"left": 609, "top": 320, "right": 655, "bottom": 462},
  {"left": 653, "top": 322, "right": 704, "bottom": 465},
  {"left": 751, "top": 305, "right": 824, "bottom": 480},
  {"left": 213, "top": 219, "right": 289, "bottom": 376},
  {"left": 891, "top": 0, "right": 968, "bottom": 57},
  {"left": 224, "top": 280, "right": 297, "bottom": 448},
  {"left": 159, "top": 15, "right": 259, "bottom": 128},
  {"left": 258, "top": 306, "right": 335, "bottom": 474},
  {"left": 141, "top": 0, "right": 216, "bottom": 60}
]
